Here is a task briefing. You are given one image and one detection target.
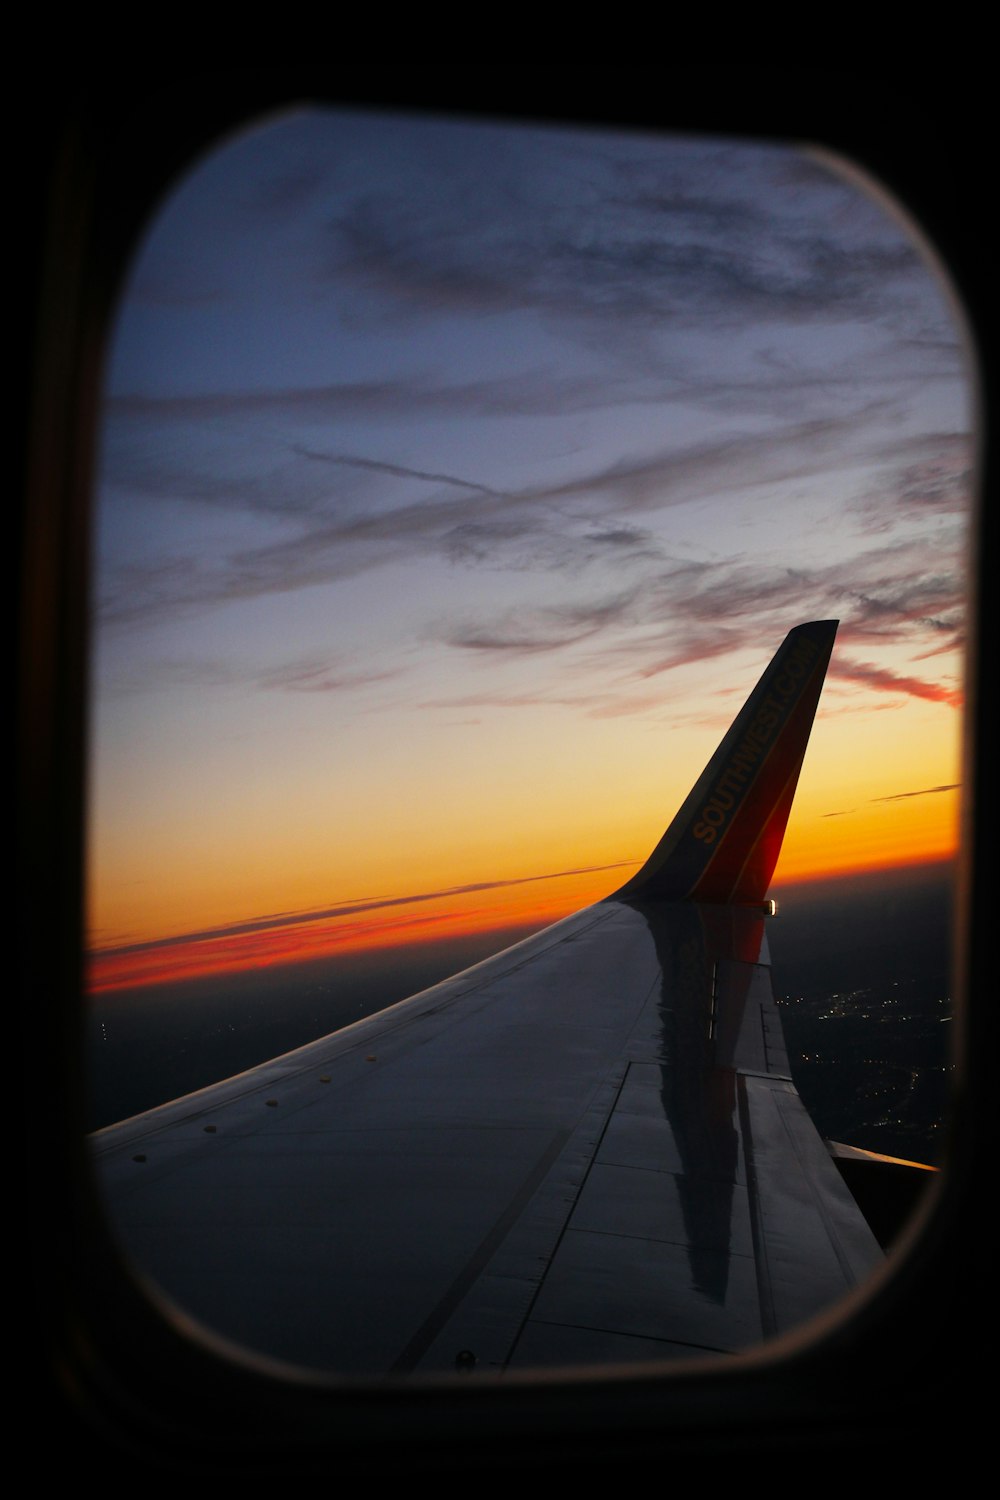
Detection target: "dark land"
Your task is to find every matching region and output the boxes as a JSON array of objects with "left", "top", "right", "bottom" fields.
[
  {"left": 770, "top": 860, "right": 953, "bottom": 1165},
  {"left": 86, "top": 922, "right": 541, "bottom": 1132},
  {"left": 87, "top": 860, "right": 955, "bottom": 1167}
]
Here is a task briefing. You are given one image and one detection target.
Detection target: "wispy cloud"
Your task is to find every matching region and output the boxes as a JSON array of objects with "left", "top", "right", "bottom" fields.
[
  {"left": 100, "top": 409, "right": 961, "bottom": 634},
  {"left": 258, "top": 660, "right": 404, "bottom": 694},
  {"left": 292, "top": 445, "right": 502, "bottom": 497},
  {"left": 91, "top": 859, "right": 637, "bottom": 960},
  {"left": 106, "top": 368, "right": 658, "bottom": 427},
  {"left": 822, "top": 783, "right": 960, "bottom": 820},
  {"left": 831, "top": 656, "right": 962, "bottom": 707},
  {"left": 326, "top": 135, "right": 934, "bottom": 343},
  {"left": 102, "top": 653, "right": 405, "bottom": 699},
  {"left": 871, "top": 784, "right": 960, "bottom": 803}
]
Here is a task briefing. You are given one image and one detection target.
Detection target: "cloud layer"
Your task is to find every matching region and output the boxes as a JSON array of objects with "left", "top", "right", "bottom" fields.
[{"left": 89, "top": 114, "right": 972, "bottom": 965}]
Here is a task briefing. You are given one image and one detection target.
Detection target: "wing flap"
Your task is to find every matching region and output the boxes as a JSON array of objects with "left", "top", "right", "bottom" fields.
[{"left": 741, "top": 1075, "right": 886, "bottom": 1336}]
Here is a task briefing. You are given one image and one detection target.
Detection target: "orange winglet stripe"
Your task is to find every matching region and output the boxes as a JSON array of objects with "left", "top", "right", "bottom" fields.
[{"left": 614, "top": 621, "right": 837, "bottom": 906}]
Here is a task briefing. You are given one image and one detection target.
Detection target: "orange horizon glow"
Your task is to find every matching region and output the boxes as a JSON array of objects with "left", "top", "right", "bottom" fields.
[
  {"left": 88, "top": 666, "right": 964, "bottom": 987},
  {"left": 87, "top": 839, "right": 957, "bottom": 997},
  {"left": 86, "top": 864, "right": 628, "bottom": 995}
]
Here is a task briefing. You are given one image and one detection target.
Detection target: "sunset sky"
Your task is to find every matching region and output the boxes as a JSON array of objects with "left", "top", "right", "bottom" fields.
[{"left": 87, "top": 108, "right": 973, "bottom": 995}]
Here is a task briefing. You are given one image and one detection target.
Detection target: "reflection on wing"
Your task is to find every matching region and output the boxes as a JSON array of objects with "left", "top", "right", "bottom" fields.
[{"left": 91, "top": 621, "right": 883, "bottom": 1376}]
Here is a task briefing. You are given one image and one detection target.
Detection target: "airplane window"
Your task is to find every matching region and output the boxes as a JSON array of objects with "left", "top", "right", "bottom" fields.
[{"left": 85, "top": 107, "right": 972, "bottom": 1378}]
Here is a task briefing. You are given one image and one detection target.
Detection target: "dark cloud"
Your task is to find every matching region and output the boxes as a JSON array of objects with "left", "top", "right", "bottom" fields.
[
  {"left": 853, "top": 432, "right": 974, "bottom": 530},
  {"left": 442, "top": 520, "right": 660, "bottom": 574},
  {"left": 442, "top": 520, "right": 544, "bottom": 568},
  {"left": 871, "top": 784, "right": 960, "bottom": 803},
  {"left": 439, "top": 588, "right": 642, "bottom": 659},
  {"left": 327, "top": 137, "right": 931, "bottom": 341},
  {"left": 293, "top": 445, "right": 502, "bottom": 498},
  {"left": 896, "top": 454, "right": 974, "bottom": 514},
  {"left": 837, "top": 573, "right": 964, "bottom": 641},
  {"left": 440, "top": 623, "right": 590, "bottom": 654}
]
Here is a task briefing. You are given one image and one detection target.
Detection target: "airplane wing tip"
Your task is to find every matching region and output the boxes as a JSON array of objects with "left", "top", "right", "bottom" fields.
[
  {"left": 618, "top": 620, "right": 838, "bottom": 905},
  {"left": 786, "top": 617, "right": 839, "bottom": 645}
]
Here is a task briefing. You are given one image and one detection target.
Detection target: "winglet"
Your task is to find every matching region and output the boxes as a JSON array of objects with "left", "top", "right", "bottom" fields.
[{"left": 615, "top": 621, "right": 838, "bottom": 905}]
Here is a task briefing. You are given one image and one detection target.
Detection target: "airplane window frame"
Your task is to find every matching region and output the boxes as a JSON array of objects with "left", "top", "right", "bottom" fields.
[{"left": 17, "top": 77, "right": 991, "bottom": 1471}]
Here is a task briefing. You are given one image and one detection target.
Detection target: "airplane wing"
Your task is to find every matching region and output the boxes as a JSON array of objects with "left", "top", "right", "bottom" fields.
[{"left": 90, "top": 620, "right": 883, "bottom": 1377}]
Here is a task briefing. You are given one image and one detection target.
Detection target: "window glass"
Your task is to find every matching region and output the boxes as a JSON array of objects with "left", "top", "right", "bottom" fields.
[{"left": 87, "top": 110, "right": 971, "bottom": 1374}]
